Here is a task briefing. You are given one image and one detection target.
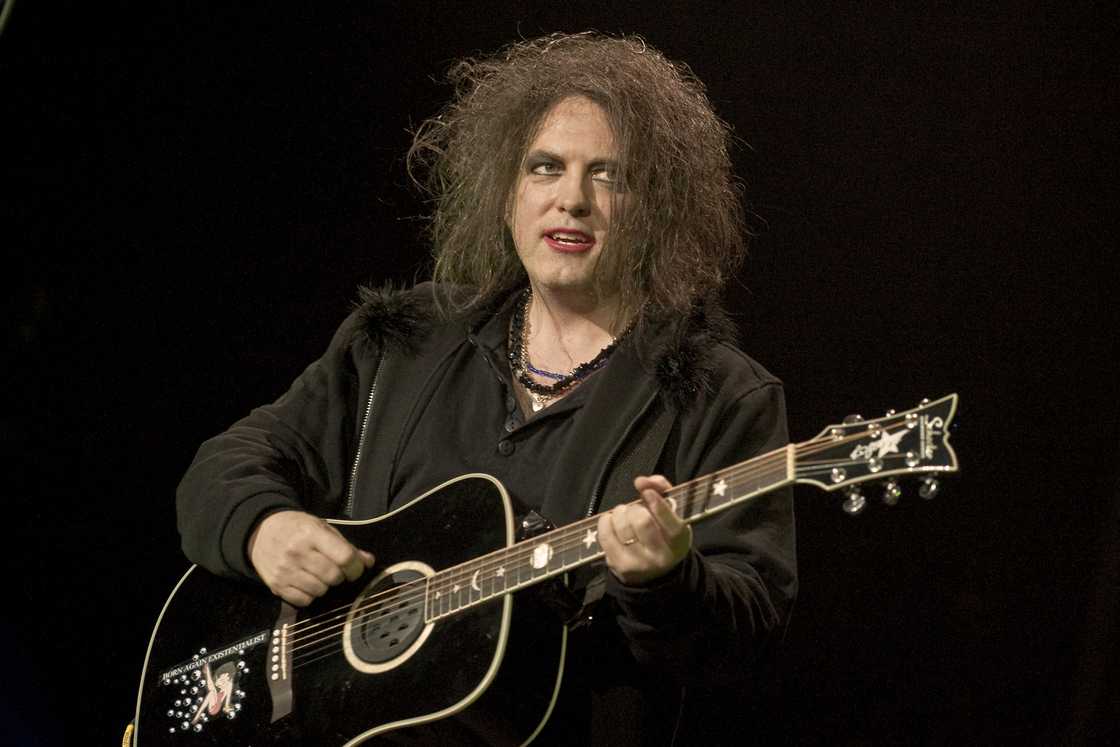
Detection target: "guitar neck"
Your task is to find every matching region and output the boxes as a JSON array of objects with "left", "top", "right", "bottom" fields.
[
  {"left": 423, "top": 445, "right": 795, "bottom": 621},
  {"left": 423, "top": 392, "right": 960, "bottom": 620}
]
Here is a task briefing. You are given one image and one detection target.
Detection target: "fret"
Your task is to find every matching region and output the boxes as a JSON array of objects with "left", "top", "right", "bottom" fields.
[
  {"left": 493, "top": 554, "right": 510, "bottom": 593},
  {"left": 433, "top": 583, "right": 450, "bottom": 619},
  {"left": 515, "top": 554, "right": 533, "bottom": 586},
  {"left": 481, "top": 564, "right": 498, "bottom": 598},
  {"left": 554, "top": 529, "right": 584, "bottom": 569}
]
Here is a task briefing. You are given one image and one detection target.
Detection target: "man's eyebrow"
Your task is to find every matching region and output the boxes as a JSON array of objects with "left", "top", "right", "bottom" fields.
[{"left": 524, "top": 148, "right": 619, "bottom": 166}]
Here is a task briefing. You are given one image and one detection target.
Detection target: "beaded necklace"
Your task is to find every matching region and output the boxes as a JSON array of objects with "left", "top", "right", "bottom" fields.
[{"left": 507, "top": 289, "right": 624, "bottom": 411}]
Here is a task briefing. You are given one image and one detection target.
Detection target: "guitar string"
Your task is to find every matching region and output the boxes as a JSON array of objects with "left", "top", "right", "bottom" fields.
[
  {"left": 286, "top": 459, "right": 925, "bottom": 668},
  {"left": 286, "top": 464, "right": 798, "bottom": 669},
  {"left": 281, "top": 429, "right": 908, "bottom": 660},
  {"left": 281, "top": 425, "right": 922, "bottom": 657},
  {"left": 283, "top": 452, "right": 868, "bottom": 659},
  {"left": 284, "top": 459, "right": 792, "bottom": 658},
  {"left": 281, "top": 448, "right": 791, "bottom": 639},
  {"left": 281, "top": 447, "right": 792, "bottom": 641},
  {"left": 419, "top": 433, "right": 924, "bottom": 604},
  {"left": 280, "top": 426, "right": 910, "bottom": 657},
  {"left": 398, "top": 423, "right": 917, "bottom": 602},
  {"left": 282, "top": 456, "right": 794, "bottom": 655}
]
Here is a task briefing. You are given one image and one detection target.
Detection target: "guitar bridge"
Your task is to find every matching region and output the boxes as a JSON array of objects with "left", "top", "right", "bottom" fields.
[{"left": 267, "top": 602, "right": 297, "bottom": 723}]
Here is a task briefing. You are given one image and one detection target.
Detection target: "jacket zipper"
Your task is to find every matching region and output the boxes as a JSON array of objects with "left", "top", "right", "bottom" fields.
[
  {"left": 345, "top": 357, "right": 382, "bottom": 517},
  {"left": 584, "top": 389, "right": 662, "bottom": 517},
  {"left": 585, "top": 454, "right": 616, "bottom": 518}
]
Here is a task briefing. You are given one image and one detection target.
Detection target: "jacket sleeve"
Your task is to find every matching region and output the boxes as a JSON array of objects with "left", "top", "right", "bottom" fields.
[
  {"left": 176, "top": 314, "right": 371, "bottom": 579},
  {"left": 603, "top": 375, "right": 798, "bottom": 685}
]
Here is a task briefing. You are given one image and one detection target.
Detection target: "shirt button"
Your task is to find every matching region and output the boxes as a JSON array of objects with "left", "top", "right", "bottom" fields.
[
  {"left": 497, "top": 439, "right": 515, "bottom": 456},
  {"left": 504, "top": 417, "right": 517, "bottom": 433},
  {"left": 506, "top": 395, "right": 517, "bottom": 412}
]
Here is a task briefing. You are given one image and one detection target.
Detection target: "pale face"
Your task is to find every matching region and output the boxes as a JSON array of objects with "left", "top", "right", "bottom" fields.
[{"left": 507, "top": 96, "right": 624, "bottom": 301}]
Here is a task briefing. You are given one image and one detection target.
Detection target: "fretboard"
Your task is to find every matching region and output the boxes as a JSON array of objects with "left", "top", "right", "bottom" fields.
[{"left": 423, "top": 444, "right": 794, "bottom": 621}]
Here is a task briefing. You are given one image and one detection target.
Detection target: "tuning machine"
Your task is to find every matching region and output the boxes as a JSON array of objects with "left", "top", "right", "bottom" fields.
[
  {"left": 881, "top": 479, "right": 902, "bottom": 506},
  {"left": 841, "top": 486, "right": 866, "bottom": 515},
  {"left": 918, "top": 477, "right": 940, "bottom": 500}
]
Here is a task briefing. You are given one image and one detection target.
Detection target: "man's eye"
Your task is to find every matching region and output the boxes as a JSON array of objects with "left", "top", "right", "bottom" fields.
[
  {"left": 593, "top": 168, "right": 624, "bottom": 191},
  {"left": 529, "top": 161, "right": 561, "bottom": 175}
]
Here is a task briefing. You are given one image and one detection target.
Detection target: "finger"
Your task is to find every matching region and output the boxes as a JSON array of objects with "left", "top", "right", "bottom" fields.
[
  {"left": 278, "top": 586, "right": 314, "bottom": 608},
  {"left": 610, "top": 504, "right": 640, "bottom": 547},
  {"left": 640, "top": 489, "right": 687, "bottom": 538},
  {"left": 302, "top": 551, "right": 347, "bottom": 587},
  {"left": 339, "top": 552, "right": 368, "bottom": 583},
  {"left": 598, "top": 511, "right": 641, "bottom": 583},
  {"left": 597, "top": 511, "right": 622, "bottom": 552},
  {"left": 628, "top": 500, "right": 668, "bottom": 549},
  {"left": 316, "top": 526, "right": 369, "bottom": 575},
  {"left": 633, "top": 474, "right": 673, "bottom": 494},
  {"left": 641, "top": 491, "right": 693, "bottom": 556},
  {"left": 287, "top": 569, "right": 330, "bottom": 600},
  {"left": 327, "top": 522, "right": 376, "bottom": 570}
]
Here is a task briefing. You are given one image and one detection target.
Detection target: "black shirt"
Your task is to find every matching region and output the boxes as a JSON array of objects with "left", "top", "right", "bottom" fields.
[{"left": 389, "top": 301, "right": 604, "bottom": 518}]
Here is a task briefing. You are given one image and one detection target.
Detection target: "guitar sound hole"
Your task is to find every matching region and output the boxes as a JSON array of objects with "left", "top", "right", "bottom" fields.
[{"left": 349, "top": 570, "right": 426, "bottom": 664}]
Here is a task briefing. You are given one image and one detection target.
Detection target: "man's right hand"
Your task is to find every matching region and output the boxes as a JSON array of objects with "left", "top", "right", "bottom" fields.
[{"left": 247, "top": 510, "right": 375, "bottom": 607}]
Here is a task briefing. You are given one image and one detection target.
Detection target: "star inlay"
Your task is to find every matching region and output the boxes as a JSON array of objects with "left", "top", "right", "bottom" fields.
[
  {"left": 583, "top": 528, "right": 598, "bottom": 549},
  {"left": 875, "top": 429, "right": 906, "bottom": 457},
  {"left": 713, "top": 479, "right": 728, "bottom": 497}
]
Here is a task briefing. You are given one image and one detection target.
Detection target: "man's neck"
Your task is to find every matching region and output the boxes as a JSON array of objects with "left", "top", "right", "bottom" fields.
[{"left": 524, "top": 285, "right": 625, "bottom": 372}]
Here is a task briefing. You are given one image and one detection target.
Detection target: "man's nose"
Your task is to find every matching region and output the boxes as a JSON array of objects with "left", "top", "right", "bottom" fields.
[{"left": 557, "top": 173, "right": 591, "bottom": 218}]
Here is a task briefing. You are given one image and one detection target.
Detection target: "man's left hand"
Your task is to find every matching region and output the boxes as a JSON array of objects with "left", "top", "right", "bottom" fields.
[{"left": 598, "top": 475, "right": 692, "bottom": 586}]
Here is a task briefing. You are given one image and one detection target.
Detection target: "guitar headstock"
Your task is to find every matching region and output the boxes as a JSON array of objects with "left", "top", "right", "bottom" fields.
[{"left": 794, "top": 394, "right": 959, "bottom": 513}]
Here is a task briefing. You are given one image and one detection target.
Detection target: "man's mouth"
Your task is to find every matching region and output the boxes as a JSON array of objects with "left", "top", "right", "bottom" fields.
[{"left": 543, "top": 229, "right": 595, "bottom": 252}]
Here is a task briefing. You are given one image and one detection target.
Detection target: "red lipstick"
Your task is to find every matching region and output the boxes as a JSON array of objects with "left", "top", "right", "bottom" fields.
[{"left": 542, "top": 228, "right": 595, "bottom": 253}]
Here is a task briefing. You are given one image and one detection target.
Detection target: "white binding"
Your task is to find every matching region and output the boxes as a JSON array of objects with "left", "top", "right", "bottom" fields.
[
  {"left": 131, "top": 564, "right": 200, "bottom": 745},
  {"left": 335, "top": 472, "right": 519, "bottom": 746}
]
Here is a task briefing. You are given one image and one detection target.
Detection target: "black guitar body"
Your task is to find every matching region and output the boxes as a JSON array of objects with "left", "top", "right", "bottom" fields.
[{"left": 133, "top": 475, "right": 566, "bottom": 746}]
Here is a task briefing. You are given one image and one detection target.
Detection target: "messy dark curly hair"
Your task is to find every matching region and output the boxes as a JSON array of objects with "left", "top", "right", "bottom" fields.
[{"left": 408, "top": 32, "right": 747, "bottom": 324}]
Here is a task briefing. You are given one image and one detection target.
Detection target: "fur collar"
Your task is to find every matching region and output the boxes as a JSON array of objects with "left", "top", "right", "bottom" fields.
[{"left": 352, "top": 283, "right": 740, "bottom": 409}]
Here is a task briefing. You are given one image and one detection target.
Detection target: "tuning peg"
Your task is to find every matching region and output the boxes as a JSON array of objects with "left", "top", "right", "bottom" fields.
[
  {"left": 918, "top": 477, "right": 940, "bottom": 500},
  {"left": 841, "top": 487, "right": 867, "bottom": 515},
  {"left": 885, "top": 409, "right": 896, "bottom": 417},
  {"left": 881, "top": 480, "right": 902, "bottom": 506},
  {"left": 843, "top": 414, "right": 864, "bottom": 424}
]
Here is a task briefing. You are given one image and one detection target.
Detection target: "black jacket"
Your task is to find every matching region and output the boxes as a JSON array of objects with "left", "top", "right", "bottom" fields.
[{"left": 177, "top": 284, "right": 798, "bottom": 744}]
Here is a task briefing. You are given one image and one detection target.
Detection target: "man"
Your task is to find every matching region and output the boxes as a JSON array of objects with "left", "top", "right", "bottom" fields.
[{"left": 178, "top": 33, "right": 797, "bottom": 745}]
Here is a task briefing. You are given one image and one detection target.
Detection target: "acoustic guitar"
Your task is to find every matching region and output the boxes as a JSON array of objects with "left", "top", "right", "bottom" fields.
[{"left": 130, "top": 394, "right": 958, "bottom": 745}]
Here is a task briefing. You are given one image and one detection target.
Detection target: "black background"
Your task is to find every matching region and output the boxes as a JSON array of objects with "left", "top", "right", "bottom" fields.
[{"left": 4, "top": 1, "right": 1117, "bottom": 744}]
